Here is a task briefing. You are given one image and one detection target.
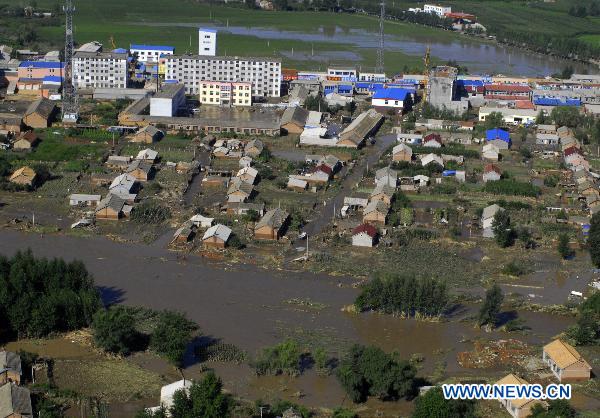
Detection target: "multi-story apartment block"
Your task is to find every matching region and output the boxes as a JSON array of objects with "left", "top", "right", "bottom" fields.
[
  {"left": 198, "top": 28, "right": 217, "bottom": 56},
  {"left": 424, "top": 4, "right": 451, "bottom": 16},
  {"left": 72, "top": 51, "right": 128, "bottom": 89},
  {"left": 130, "top": 45, "right": 174, "bottom": 63},
  {"left": 164, "top": 55, "right": 281, "bottom": 98},
  {"left": 199, "top": 81, "right": 252, "bottom": 106},
  {"left": 18, "top": 61, "right": 65, "bottom": 81}
]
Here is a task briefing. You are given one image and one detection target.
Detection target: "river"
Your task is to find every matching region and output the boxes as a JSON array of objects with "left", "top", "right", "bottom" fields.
[{"left": 134, "top": 22, "right": 597, "bottom": 76}]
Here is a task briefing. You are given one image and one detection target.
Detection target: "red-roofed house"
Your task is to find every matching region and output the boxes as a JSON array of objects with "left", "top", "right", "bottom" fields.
[
  {"left": 352, "top": 223, "right": 378, "bottom": 247},
  {"left": 423, "top": 133, "right": 442, "bottom": 148},
  {"left": 483, "top": 163, "right": 502, "bottom": 182},
  {"left": 484, "top": 84, "right": 532, "bottom": 101}
]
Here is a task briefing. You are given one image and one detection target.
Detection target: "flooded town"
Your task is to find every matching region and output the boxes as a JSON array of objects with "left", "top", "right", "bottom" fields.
[{"left": 0, "top": 0, "right": 600, "bottom": 417}]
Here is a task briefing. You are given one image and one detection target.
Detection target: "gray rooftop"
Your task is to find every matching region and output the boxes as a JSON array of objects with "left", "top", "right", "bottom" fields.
[{"left": 0, "top": 383, "right": 32, "bottom": 417}]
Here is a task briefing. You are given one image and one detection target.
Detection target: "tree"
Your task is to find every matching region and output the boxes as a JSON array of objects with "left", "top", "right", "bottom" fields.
[
  {"left": 253, "top": 339, "right": 302, "bottom": 376},
  {"left": 332, "top": 407, "right": 358, "bottom": 418},
  {"left": 567, "top": 292, "right": 600, "bottom": 345},
  {"left": 243, "top": 209, "right": 260, "bottom": 223},
  {"left": 169, "top": 372, "right": 231, "bottom": 418},
  {"left": 135, "top": 407, "right": 167, "bottom": 418},
  {"left": 412, "top": 387, "right": 476, "bottom": 418},
  {"left": 550, "top": 106, "right": 581, "bottom": 128},
  {"left": 336, "top": 344, "right": 416, "bottom": 403},
  {"left": 478, "top": 284, "right": 504, "bottom": 327},
  {"left": 0, "top": 250, "right": 102, "bottom": 338},
  {"left": 557, "top": 234, "right": 573, "bottom": 259},
  {"left": 150, "top": 311, "right": 198, "bottom": 368},
  {"left": 492, "top": 210, "right": 515, "bottom": 247},
  {"left": 535, "top": 110, "right": 548, "bottom": 125},
  {"left": 530, "top": 399, "right": 576, "bottom": 418},
  {"left": 589, "top": 213, "right": 600, "bottom": 268},
  {"left": 92, "top": 306, "right": 137, "bottom": 355},
  {"left": 483, "top": 112, "right": 504, "bottom": 130}
]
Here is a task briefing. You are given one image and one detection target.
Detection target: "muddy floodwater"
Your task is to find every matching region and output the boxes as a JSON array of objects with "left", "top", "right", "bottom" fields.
[
  {"left": 1, "top": 229, "right": 594, "bottom": 414},
  {"left": 134, "top": 22, "right": 598, "bottom": 76}
]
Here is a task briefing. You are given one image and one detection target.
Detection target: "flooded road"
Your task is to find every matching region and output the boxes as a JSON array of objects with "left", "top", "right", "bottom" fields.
[{"left": 133, "top": 22, "right": 598, "bottom": 76}]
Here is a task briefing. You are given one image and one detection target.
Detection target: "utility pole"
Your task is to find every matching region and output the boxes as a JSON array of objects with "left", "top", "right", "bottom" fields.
[
  {"left": 62, "top": 0, "right": 78, "bottom": 123},
  {"left": 375, "top": 1, "right": 385, "bottom": 74}
]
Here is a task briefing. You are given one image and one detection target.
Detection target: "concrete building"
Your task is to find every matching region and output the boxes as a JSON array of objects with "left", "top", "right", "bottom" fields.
[
  {"left": 481, "top": 204, "right": 503, "bottom": 238},
  {"left": 483, "top": 163, "right": 502, "bottom": 182},
  {"left": 198, "top": 28, "right": 217, "bottom": 56},
  {"left": 164, "top": 55, "right": 281, "bottom": 98},
  {"left": 150, "top": 83, "right": 186, "bottom": 117},
  {"left": 358, "top": 72, "right": 386, "bottom": 82},
  {"left": 495, "top": 374, "right": 545, "bottom": 418},
  {"left": 199, "top": 81, "right": 252, "bottom": 106},
  {"left": 130, "top": 44, "right": 174, "bottom": 63},
  {"left": 372, "top": 88, "right": 411, "bottom": 112},
  {"left": 352, "top": 223, "right": 377, "bottom": 247},
  {"left": 427, "top": 66, "right": 467, "bottom": 113},
  {"left": 327, "top": 66, "right": 357, "bottom": 82},
  {"left": 72, "top": 51, "right": 128, "bottom": 89},
  {"left": 424, "top": 4, "right": 451, "bottom": 16},
  {"left": 479, "top": 106, "right": 537, "bottom": 125},
  {"left": 76, "top": 41, "right": 103, "bottom": 53},
  {"left": 18, "top": 61, "right": 64, "bottom": 81}
]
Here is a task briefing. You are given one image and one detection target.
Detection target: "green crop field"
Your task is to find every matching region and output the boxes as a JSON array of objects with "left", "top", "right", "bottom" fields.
[{"left": 32, "top": 0, "right": 462, "bottom": 73}]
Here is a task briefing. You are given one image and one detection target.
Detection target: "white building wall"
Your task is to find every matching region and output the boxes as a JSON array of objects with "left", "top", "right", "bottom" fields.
[
  {"left": 352, "top": 233, "right": 374, "bottom": 247},
  {"left": 424, "top": 4, "right": 451, "bottom": 16},
  {"left": 372, "top": 97, "right": 404, "bottom": 108},
  {"left": 72, "top": 52, "right": 128, "bottom": 89},
  {"left": 198, "top": 29, "right": 217, "bottom": 56}
]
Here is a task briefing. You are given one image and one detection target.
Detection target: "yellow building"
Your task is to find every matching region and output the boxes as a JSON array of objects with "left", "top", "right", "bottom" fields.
[{"left": 199, "top": 81, "right": 252, "bottom": 107}]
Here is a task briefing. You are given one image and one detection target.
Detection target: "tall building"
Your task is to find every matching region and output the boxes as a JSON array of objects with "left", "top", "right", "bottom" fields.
[
  {"left": 130, "top": 45, "right": 174, "bottom": 63},
  {"left": 199, "top": 81, "right": 252, "bottom": 106},
  {"left": 72, "top": 51, "right": 128, "bottom": 89},
  {"left": 198, "top": 28, "right": 217, "bottom": 56},
  {"left": 427, "top": 66, "right": 467, "bottom": 113},
  {"left": 164, "top": 55, "right": 281, "bottom": 98},
  {"left": 424, "top": 4, "right": 451, "bottom": 16}
]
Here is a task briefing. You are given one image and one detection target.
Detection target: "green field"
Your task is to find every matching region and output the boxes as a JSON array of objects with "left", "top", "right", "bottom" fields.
[{"left": 32, "top": 0, "right": 461, "bottom": 72}]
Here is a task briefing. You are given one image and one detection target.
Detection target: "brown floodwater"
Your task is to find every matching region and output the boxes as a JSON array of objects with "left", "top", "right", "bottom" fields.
[{"left": 0, "top": 229, "right": 595, "bottom": 415}]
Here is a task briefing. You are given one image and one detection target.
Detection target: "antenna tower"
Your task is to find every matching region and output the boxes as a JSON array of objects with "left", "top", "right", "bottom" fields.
[
  {"left": 62, "top": 0, "right": 78, "bottom": 123},
  {"left": 376, "top": 1, "right": 385, "bottom": 74}
]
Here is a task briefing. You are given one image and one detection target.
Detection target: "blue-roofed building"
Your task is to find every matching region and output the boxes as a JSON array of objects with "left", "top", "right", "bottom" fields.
[
  {"left": 18, "top": 61, "right": 64, "bottom": 84},
  {"left": 112, "top": 48, "right": 128, "bottom": 54},
  {"left": 456, "top": 79, "right": 484, "bottom": 95},
  {"left": 130, "top": 44, "right": 174, "bottom": 63},
  {"left": 486, "top": 128, "right": 511, "bottom": 149},
  {"left": 533, "top": 97, "right": 581, "bottom": 107},
  {"left": 372, "top": 88, "right": 413, "bottom": 112}
]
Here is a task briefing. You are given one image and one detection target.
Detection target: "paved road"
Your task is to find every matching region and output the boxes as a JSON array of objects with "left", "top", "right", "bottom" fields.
[{"left": 301, "top": 134, "right": 397, "bottom": 237}]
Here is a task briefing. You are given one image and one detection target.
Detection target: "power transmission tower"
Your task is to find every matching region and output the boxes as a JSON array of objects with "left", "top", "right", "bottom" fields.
[
  {"left": 375, "top": 0, "right": 385, "bottom": 74},
  {"left": 62, "top": 0, "right": 78, "bottom": 123}
]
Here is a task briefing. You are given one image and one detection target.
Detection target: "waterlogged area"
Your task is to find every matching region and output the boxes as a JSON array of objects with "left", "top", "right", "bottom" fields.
[{"left": 135, "top": 22, "right": 598, "bottom": 76}]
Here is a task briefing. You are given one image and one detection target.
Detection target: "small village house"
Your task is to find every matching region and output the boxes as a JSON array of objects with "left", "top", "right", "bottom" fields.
[
  {"left": 0, "top": 382, "right": 32, "bottom": 418},
  {"left": 95, "top": 194, "right": 128, "bottom": 220},
  {"left": 0, "top": 351, "right": 22, "bottom": 385},
  {"left": 190, "top": 214, "right": 214, "bottom": 229},
  {"left": 482, "top": 143, "right": 500, "bottom": 161},
  {"left": 422, "top": 133, "right": 442, "bottom": 148},
  {"left": 126, "top": 160, "right": 154, "bottom": 182},
  {"left": 255, "top": 208, "right": 289, "bottom": 240},
  {"left": 280, "top": 106, "right": 309, "bottom": 135},
  {"left": 420, "top": 153, "right": 444, "bottom": 168},
  {"left": 12, "top": 131, "right": 38, "bottom": 150},
  {"left": 486, "top": 128, "right": 511, "bottom": 150},
  {"left": 370, "top": 183, "right": 395, "bottom": 205},
  {"left": 481, "top": 204, "right": 504, "bottom": 238},
  {"left": 227, "top": 178, "right": 254, "bottom": 203},
  {"left": 363, "top": 200, "right": 388, "bottom": 225},
  {"left": 202, "top": 224, "right": 232, "bottom": 248},
  {"left": 106, "top": 155, "right": 132, "bottom": 170},
  {"left": 392, "top": 143, "right": 413, "bottom": 162},
  {"left": 9, "top": 166, "right": 37, "bottom": 187},
  {"left": 495, "top": 374, "right": 546, "bottom": 418},
  {"left": 352, "top": 223, "right": 378, "bottom": 247},
  {"left": 135, "top": 148, "right": 159, "bottom": 163},
  {"left": 236, "top": 166, "right": 259, "bottom": 185},
  {"left": 483, "top": 163, "right": 502, "bottom": 183},
  {"left": 542, "top": 339, "right": 592, "bottom": 382},
  {"left": 131, "top": 125, "right": 163, "bottom": 143},
  {"left": 244, "top": 138, "right": 264, "bottom": 158},
  {"left": 22, "top": 97, "right": 56, "bottom": 128},
  {"left": 287, "top": 176, "right": 308, "bottom": 192},
  {"left": 375, "top": 167, "right": 398, "bottom": 188},
  {"left": 173, "top": 222, "right": 196, "bottom": 243},
  {"left": 337, "top": 109, "right": 383, "bottom": 148},
  {"left": 69, "top": 194, "right": 101, "bottom": 207}
]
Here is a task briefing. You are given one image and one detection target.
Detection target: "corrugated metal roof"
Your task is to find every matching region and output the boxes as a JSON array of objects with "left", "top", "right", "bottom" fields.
[
  {"left": 19, "top": 60, "right": 64, "bottom": 69},
  {"left": 130, "top": 44, "right": 174, "bottom": 52},
  {"left": 372, "top": 88, "right": 410, "bottom": 101}
]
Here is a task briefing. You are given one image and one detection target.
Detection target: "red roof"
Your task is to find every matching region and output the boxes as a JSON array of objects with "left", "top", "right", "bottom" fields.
[
  {"left": 515, "top": 100, "right": 535, "bottom": 109},
  {"left": 445, "top": 12, "right": 476, "bottom": 20},
  {"left": 485, "top": 84, "right": 531, "bottom": 93},
  {"left": 352, "top": 223, "right": 377, "bottom": 237},
  {"left": 564, "top": 146, "right": 582, "bottom": 157},
  {"left": 424, "top": 133, "right": 442, "bottom": 143},
  {"left": 311, "top": 164, "right": 333, "bottom": 175},
  {"left": 484, "top": 163, "right": 501, "bottom": 174}
]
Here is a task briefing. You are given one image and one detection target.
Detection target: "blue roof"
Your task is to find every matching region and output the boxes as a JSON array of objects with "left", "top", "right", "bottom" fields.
[
  {"left": 42, "top": 75, "right": 62, "bottom": 82},
  {"left": 164, "top": 79, "right": 179, "bottom": 84},
  {"left": 130, "top": 44, "right": 174, "bottom": 52},
  {"left": 486, "top": 128, "right": 510, "bottom": 142},
  {"left": 355, "top": 82, "right": 370, "bottom": 89},
  {"left": 19, "top": 61, "right": 64, "bottom": 69},
  {"left": 372, "top": 88, "right": 411, "bottom": 101},
  {"left": 113, "top": 48, "right": 128, "bottom": 54},
  {"left": 199, "top": 28, "right": 217, "bottom": 33},
  {"left": 533, "top": 97, "right": 580, "bottom": 107},
  {"left": 457, "top": 79, "right": 484, "bottom": 87}
]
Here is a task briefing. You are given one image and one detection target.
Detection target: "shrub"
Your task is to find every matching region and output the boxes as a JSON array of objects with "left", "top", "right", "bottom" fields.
[
  {"left": 484, "top": 179, "right": 540, "bottom": 197},
  {"left": 150, "top": 311, "right": 198, "bottom": 368},
  {"left": 92, "top": 306, "right": 138, "bottom": 355},
  {"left": 131, "top": 200, "right": 171, "bottom": 224},
  {"left": 253, "top": 339, "right": 302, "bottom": 377}
]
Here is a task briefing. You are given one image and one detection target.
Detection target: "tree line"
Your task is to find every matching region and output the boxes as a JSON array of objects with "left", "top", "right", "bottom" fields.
[{"left": 355, "top": 273, "right": 448, "bottom": 318}]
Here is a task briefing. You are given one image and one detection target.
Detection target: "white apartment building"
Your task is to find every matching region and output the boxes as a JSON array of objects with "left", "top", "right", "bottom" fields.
[
  {"left": 164, "top": 55, "right": 281, "bottom": 98},
  {"left": 327, "top": 66, "right": 357, "bottom": 81},
  {"left": 424, "top": 4, "right": 451, "bottom": 16},
  {"left": 198, "top": 28, "right": 217, "bottom": 56},
  {"left": 199, "top": 81, "right": 252, "bottom": 106},
  {"left": 72, "top": 51, "right": 128, "bottom": 89},
  {"left": 130, "top": 44, "right": 174, "bottom": 63},
  {"left": 358, "top": 72, "right": 386, "bottom": 82}
]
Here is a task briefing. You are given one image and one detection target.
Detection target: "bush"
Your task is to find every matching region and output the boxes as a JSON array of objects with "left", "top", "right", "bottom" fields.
[
  {"left": 150, "top": 311, "right": 198, "bottom": 368},
  {"left": 168, "top": 372, "right": 231, "bottom": 418},
  {"left": 567, "top": 292, "right": 600, "bottom": 345},
  {"left": 478, "top": 284, "right": 504, "bottom": 327},
  {"left": 253, "top": 339, "right": 302, "bottom": 377},
  {"left": 0, "top": 250, "right": 102, "bottom": 338},
  {"left": 544, "top": 175, "right": 559, "bottom": 188},
  {"left": 557, "top": 233, "right": 574, "bottom": 259},
  {"left": 412, "top": 387, "right": 476, "bottom": 418},
  {"left": 337, "top": 344, "right": 416, "bottom": 403},
  {"left": 131, "top": 200, "right": 171, "bottom": 224},
  {"left": 355, "top": 273, "right": 448, "bottom": 318},
  {"left": 92, "top": 306, "right": 138, "bottom": 355},
  {"left": 502, "top": 261, "right": 529, "bottom": 276}
]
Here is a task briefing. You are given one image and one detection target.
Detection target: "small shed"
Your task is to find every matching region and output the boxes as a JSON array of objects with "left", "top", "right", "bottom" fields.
[
  {"left": 131, "top": 125, "right": 163, "bottom": 143},
  {"left": 202, "top": 224, "right": 232, "bottom": 248},
  {"left": 13, "top": 131, "right": 39, "bottom": 150}
]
